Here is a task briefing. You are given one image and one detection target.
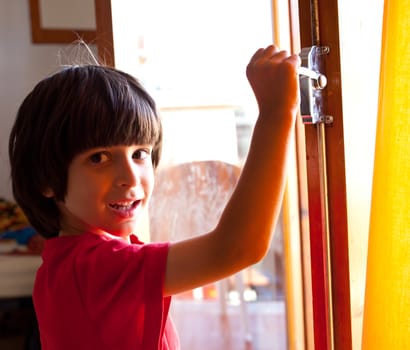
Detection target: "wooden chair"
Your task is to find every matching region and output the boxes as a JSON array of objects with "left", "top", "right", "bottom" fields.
[{"left": 149, "top": 160, "right": 251, "bottom": 341}]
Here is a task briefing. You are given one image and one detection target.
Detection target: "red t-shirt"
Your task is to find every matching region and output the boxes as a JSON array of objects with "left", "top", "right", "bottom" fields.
[{"left": 33, "top": 232, "right": 180, "bottom": 349}]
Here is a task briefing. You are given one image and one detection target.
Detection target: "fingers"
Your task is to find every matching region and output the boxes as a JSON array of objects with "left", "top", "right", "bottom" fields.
[
  {"left": 263, "top": 45, "right": 289, "bottom": 60},
  {"left": 248, "top": 47, "right": 266, "bottom": 63},
  {"left": 249, "top": 44, "right": 297, "bottom": 66},
  {"left": 249, "top": 45, "right": 279, "bottom": 62},
  {"left": 284, "top": 53, "right": 301, "bottom": 67}
]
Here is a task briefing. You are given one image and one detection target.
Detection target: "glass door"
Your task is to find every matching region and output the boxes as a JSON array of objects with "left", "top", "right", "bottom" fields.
[{"left": 95, "top": 0, "right": 304, "bottom": 349}]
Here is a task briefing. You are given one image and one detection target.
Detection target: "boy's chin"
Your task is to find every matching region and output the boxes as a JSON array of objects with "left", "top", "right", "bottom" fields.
[{"left": 113, "top": 223, "right": 140, "bottom": 238}]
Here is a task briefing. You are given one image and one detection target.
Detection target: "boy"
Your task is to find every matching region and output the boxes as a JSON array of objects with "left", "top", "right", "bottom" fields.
[{"left": 9, "top": 45, "right": 299, "bottom": 349}]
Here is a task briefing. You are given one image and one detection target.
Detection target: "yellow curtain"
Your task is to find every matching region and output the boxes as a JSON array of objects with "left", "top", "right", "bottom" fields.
[{"left": 362, "top": 0, "right": 410, "bottom": 348}]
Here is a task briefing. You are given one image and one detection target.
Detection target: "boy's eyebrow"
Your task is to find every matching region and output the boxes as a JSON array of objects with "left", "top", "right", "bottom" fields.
[
  {"left": 134, "top": 144, "right": 154, "bottom": 148},
  {"left": 83, "top": 144, "right": 155, "bottom": 152}
]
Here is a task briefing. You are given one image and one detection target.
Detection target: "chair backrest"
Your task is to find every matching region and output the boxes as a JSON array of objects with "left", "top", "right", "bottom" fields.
[{"left": 149, "top": 160, "right": 241, "bottom": 242}]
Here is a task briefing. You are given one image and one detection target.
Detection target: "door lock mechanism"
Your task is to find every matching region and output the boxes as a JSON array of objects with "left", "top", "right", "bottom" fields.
[{"left": 299, "top": 46, "right": 333, "bottom": 124}]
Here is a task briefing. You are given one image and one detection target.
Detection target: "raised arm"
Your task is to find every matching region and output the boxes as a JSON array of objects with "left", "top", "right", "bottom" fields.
[{"left": 164, "top": 45, "right": 300, "bottom": 296}]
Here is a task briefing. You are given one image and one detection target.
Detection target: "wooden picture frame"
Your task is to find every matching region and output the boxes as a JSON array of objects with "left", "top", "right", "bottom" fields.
[{"left": 29, "top": 0, "right": 97, "bottom": 43}]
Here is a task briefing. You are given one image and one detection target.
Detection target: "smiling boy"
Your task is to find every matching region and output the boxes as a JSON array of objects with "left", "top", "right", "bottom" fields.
[{"left": 9, "top": 45, "right": 299, "bottom": 349}]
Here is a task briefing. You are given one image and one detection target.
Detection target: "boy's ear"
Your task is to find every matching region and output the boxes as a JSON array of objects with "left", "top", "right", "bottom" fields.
[{"left": 42, "top": 188, "right": 55, "bottom": 198}]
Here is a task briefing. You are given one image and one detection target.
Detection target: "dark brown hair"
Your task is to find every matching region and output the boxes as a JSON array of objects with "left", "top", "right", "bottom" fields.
[{"left": 9, "top": 65, "right": 162, "bottom": 238}]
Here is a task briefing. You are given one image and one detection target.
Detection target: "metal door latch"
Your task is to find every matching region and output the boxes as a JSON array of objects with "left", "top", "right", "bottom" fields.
[{"left": 299, "top": 46, "right": 333, "bottom": 124}]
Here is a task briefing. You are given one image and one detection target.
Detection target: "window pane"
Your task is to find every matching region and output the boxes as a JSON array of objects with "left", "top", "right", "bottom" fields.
[
  {"left": 125, "top": 1, "right": 289, "bottom": 348},
  {"left": 338, "top": 1, "right": 384, "bottom": 348}
]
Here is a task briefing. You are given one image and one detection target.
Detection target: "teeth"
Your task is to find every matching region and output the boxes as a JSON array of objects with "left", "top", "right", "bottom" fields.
[{"left": 110, "top": 202, "right": 135, "bottom": 210}]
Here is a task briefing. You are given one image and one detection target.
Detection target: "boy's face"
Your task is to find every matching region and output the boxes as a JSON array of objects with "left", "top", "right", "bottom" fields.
[{"left": 54, "top": 144, "right": 155, "bottom": 240}]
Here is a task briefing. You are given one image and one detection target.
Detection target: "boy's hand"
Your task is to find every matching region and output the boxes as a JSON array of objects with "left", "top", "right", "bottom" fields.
[{"left": 246, "top": 45, "right": 300, "bottom": 118}]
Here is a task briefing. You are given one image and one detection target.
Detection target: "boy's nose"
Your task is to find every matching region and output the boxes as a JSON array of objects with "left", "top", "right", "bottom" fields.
[{"left": 115, "top": 160, "right": 140, "bottom": 188}]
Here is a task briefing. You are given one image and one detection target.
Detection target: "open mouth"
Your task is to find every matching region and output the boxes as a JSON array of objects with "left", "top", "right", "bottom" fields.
[{"left": 108, "top": 200, "right": 140, "bottom": 213}]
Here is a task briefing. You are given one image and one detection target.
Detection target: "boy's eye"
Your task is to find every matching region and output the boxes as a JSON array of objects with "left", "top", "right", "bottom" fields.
[
  {"left": 89, "top": 152, "right": 109, "bottom": 164},
  {"left": 133, "top": 149, "right": 151, "bottom": 160}
]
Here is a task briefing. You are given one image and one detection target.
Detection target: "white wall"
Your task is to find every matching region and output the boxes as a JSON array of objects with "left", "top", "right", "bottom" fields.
[{"left": 0, "top": 1, "right": 80, "bottom": 199}]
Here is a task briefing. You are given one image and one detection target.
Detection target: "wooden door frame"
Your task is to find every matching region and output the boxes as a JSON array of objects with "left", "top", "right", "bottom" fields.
[
  {"left": 296, "top": 0, "right": 352, "bottom": 349},
  {"left": 94, "top": 0, "right": 115, "bottom": 67}
]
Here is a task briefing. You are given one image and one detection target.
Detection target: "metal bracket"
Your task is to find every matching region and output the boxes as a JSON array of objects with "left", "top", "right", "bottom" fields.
[{"left": 299, "top": 46, "right": 333, "bottom": 124}]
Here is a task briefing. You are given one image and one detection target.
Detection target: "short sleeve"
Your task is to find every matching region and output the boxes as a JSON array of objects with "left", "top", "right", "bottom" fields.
[{"left": 73, "top": 237, "right": 171, "bottom": 348}]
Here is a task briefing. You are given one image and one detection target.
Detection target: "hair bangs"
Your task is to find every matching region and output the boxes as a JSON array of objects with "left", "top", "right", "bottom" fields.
[{"left": 59, "top": 66, "right": 162, "bottom": 161}]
